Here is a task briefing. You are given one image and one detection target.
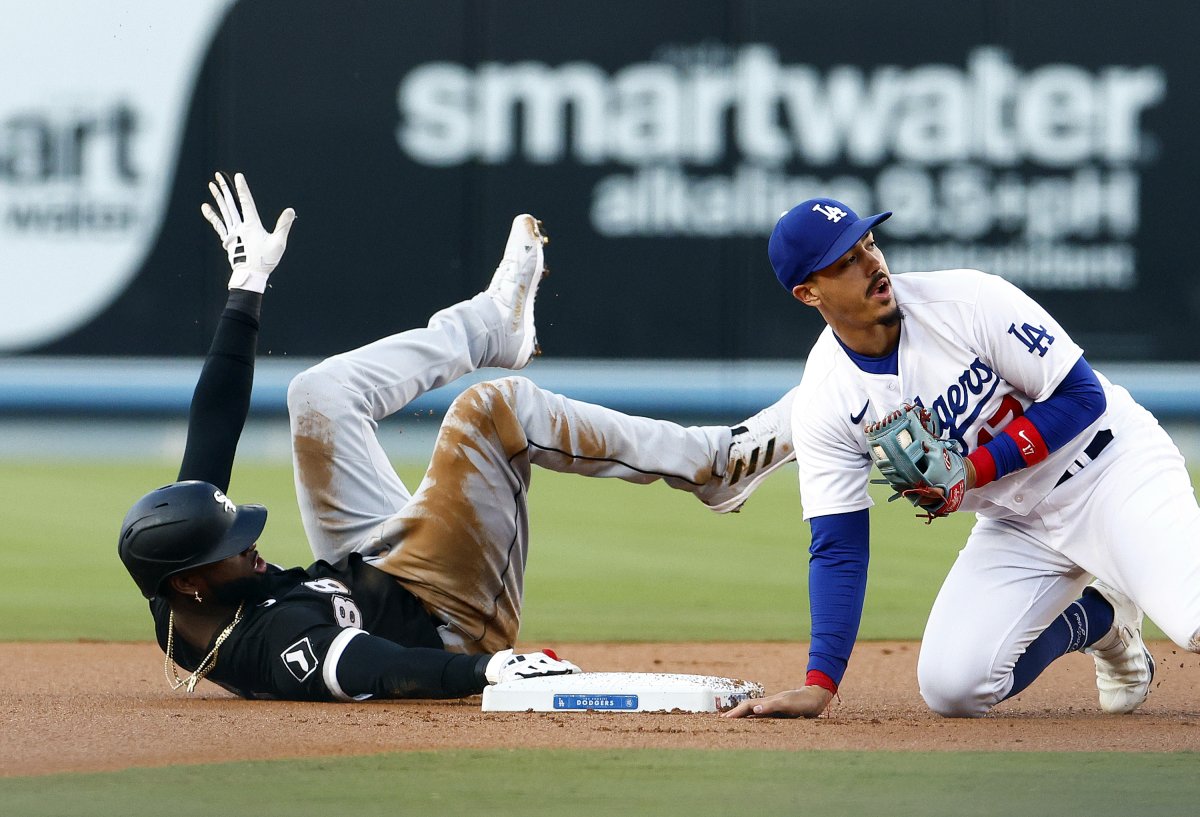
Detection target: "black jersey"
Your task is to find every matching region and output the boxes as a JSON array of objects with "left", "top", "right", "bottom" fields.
[
  {"left": 149, "top": 293, "right": 488, "bottom": 702},
  {"left": 151, "top": 554, "right": 483, "bottom": 701}
]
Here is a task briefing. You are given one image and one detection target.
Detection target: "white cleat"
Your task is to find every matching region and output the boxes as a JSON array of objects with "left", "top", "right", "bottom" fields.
[
  {"left": 696, "top": 387, "right": 798, "bottom": 513},
  {"left": 486, "top": 214, "right": 548, "bottom": 369},
  {"left": 1083, "top": 580, "right": 1155, "bottom": 714}
]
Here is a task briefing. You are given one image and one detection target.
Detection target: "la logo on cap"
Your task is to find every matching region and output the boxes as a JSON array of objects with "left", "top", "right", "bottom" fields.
[
  {"left": 812, "top": 203, "right": 848, "bottom": 222},
  {"left": 768, "top": 198, "right": 892, "bottom": 290}
]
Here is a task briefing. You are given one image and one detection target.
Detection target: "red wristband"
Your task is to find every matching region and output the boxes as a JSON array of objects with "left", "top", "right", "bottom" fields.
[
  {"left": 966, "top": 447, "right": 997, "bottom": 488},
  {"left": 1002, "top": 416, "right": 1049, "bottom": 466},
  {"left": 805, "top": 669, "right": 838, "bottom": 695}
]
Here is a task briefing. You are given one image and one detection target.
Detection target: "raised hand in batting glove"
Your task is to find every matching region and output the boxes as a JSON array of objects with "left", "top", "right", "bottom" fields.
[
  {"left": 201, "top": 172, "right": 296, "bottom": 293},
  {"left": 865, "top": 403, "right": 968, "bottom": 523},
  {"left": 484, "top": 648, "right": 582, "bottom": 684}
]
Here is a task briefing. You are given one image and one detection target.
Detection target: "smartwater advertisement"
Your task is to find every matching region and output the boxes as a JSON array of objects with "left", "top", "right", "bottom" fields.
[{"left": 2, "top": 0, "right": 1195, "bottom": 360}]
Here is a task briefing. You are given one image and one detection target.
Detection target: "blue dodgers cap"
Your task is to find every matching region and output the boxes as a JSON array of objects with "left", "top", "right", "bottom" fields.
[{"left": 768, "top": 198, "right": 892, "bottom": 290}]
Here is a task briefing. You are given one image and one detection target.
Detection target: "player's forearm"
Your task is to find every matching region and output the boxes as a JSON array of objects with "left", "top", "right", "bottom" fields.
[
  {"left": 176, "top": 290, "right": 262, "bottom": 490},
  {"left": 967, "top": 356, "right": 1105, "bottom": 487},
  {"left": 177, "top": 291, "right": 261, "bottom": 485},
  {"left": 334, "top": 633, "right": 490, "bottom": 700},
  {"left": 806, "top": 510, "right": 870, "bottom": 689}
]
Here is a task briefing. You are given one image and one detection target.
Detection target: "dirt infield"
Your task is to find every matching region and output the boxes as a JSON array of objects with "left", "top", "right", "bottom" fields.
[{"left": 4, "top": 640, "right": 1199, "bottom": 777}]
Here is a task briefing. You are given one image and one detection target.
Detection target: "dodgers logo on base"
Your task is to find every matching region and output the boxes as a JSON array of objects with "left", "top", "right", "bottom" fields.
[
  {"left": 554, "top": 694, "right": 639, "bottom": 710},
  {"left": 481, "top": 672, "right": 765, "bottom": 713}
]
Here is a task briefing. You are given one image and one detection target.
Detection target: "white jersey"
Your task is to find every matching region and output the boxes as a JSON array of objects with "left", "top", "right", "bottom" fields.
[{"left": 791, "top": 269, "right": 1139, "bottom": 520}]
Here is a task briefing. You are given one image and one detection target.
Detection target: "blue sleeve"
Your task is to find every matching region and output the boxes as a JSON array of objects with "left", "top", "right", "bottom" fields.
[
  {"left": 983, "top": 356, "right": 1106, "bottom": 479},
  {"left": 807, "top": 509, "right": 870, "bottom": 685}
]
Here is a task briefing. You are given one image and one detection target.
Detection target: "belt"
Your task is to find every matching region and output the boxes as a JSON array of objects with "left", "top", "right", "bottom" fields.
[{"left": 1055, "top": 429, "right": 1114, "bottom": 487}]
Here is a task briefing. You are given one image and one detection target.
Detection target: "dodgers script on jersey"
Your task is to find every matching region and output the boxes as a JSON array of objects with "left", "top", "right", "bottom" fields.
[{"left": 792, "top": 269, "right": 1139, "bottom": 520}]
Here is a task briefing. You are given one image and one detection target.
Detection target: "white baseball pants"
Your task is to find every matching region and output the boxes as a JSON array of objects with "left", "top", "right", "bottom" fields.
[{"left": 918, "top": 408, "right": 1200, "bottom": 716}]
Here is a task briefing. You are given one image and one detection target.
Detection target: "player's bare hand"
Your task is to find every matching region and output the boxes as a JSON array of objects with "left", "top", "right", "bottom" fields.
[
  {"left": 721, "top": 685, "right": 833, "bottom": 719},
  {"left": 201, "top": 171, "right": 296, "bottom": 293}
]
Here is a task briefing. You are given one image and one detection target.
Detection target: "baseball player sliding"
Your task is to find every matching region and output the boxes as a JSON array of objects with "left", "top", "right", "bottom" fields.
[
  {"left": 726, "top": 197, "right": 1199, "bottom": 719},
  {"left": 119, "top": 173, "right": 793, "bottom": 701}
]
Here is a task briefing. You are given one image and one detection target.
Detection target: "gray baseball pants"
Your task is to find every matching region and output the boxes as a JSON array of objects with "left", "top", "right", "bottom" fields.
[{"left": 286, "top": 294, "right": 728, "bottom": 653}]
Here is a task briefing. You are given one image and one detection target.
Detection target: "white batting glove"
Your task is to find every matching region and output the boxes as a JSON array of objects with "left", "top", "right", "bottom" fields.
[
  {"left": 200, "top": 171, "right": 296, "bottom": 293},
  {"left": 484, "top": 648, "right": 582, "bottom": 684}
]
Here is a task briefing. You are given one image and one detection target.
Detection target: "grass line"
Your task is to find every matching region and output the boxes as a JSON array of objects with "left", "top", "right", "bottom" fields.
[{"left": 1, "top": 749, "right": 1196, "bottom": 817}]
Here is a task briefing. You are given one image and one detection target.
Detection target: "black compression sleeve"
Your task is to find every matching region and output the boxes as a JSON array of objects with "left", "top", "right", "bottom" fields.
[
  {"left": 176, "top": 290, "right": 264, "bottom": 492},
  {"left": 334, "top": 634, "right": 490, "bottom": 699}
]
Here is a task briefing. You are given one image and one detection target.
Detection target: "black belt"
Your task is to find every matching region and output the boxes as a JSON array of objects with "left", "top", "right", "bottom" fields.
[{"left": 1055, "top": 429, "right": 1114, "bottom": 487}]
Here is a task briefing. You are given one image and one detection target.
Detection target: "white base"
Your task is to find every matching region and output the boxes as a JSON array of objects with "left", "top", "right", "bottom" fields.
[{"left": 481, "top": 672, "right": 764, "bottom": 713}]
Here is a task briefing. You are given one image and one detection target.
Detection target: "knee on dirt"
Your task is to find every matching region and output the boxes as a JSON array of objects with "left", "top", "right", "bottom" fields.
[{"left": 918, "top": 660, "right": 993, "bottom": 719}]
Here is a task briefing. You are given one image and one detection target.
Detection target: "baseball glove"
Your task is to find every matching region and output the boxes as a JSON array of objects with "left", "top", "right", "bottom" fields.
[{"left": 864, "top": 404, "right": 967, "bottom": 523}]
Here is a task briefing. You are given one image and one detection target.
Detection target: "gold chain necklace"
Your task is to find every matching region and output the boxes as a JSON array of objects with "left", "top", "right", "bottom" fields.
[{"left": 164, "top": 602, "right": 245, "bottom": 693}]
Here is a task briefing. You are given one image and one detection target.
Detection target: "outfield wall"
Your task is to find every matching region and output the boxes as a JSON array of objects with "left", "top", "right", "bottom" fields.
[
  {"left": 3, "top": 1, "right": 1199, "bottom": 364},
  {"left": 3, "top": 358, "right": 1199, "bottom": 420}
]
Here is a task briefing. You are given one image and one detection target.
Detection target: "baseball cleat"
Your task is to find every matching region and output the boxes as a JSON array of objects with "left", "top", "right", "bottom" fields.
[
  {"left": 486, "top": 214, "right": 548, "bottom": 369},
  {"left": 1084, "top": 580, "right": 1154, "bottom": 714},
  {"left": 696, "top": 386, "right": 798, "bottom": 513}
]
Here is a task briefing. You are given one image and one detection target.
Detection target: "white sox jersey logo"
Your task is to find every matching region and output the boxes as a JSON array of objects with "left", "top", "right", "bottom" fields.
[{"left": 281, "top": 637, "right": 318, "bottom": 682}]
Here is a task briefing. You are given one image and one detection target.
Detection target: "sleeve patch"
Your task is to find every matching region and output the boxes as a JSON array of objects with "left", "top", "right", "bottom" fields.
[
  {"left": 280, "top": 637, "right": 319, "bottom": 682},
  {"left": 1006, "top": 322, "right": 1055, "bottom": 356}
]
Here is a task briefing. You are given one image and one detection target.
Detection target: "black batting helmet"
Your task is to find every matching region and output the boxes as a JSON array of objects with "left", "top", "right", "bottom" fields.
[{"left": 118, "top": 480, "right": 268, "bottom": 599}]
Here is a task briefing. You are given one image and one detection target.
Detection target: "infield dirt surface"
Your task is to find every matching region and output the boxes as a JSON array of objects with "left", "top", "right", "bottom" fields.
[{"left": 5, "top": 640, "right": 1199, "bottom": 777}]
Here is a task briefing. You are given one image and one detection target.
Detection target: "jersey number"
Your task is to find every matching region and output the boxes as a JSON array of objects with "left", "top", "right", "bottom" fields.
[
  {"left": 975, "top": 394, "right": 1025, "bottom": 448},
  {"left": 303, "top": 578, "right": 350, "bottom": 595},
  {"left": 1007, "top": 322, "right": 1055, "bottom": 357},
  {"left": 332, "top": 595, "right": 362, "bottom": 629}
]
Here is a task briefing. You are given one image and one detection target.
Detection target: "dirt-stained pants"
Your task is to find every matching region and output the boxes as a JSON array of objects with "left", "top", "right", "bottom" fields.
[{"left": 287, "top": 294, "right": 727, "bottom": 653}]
